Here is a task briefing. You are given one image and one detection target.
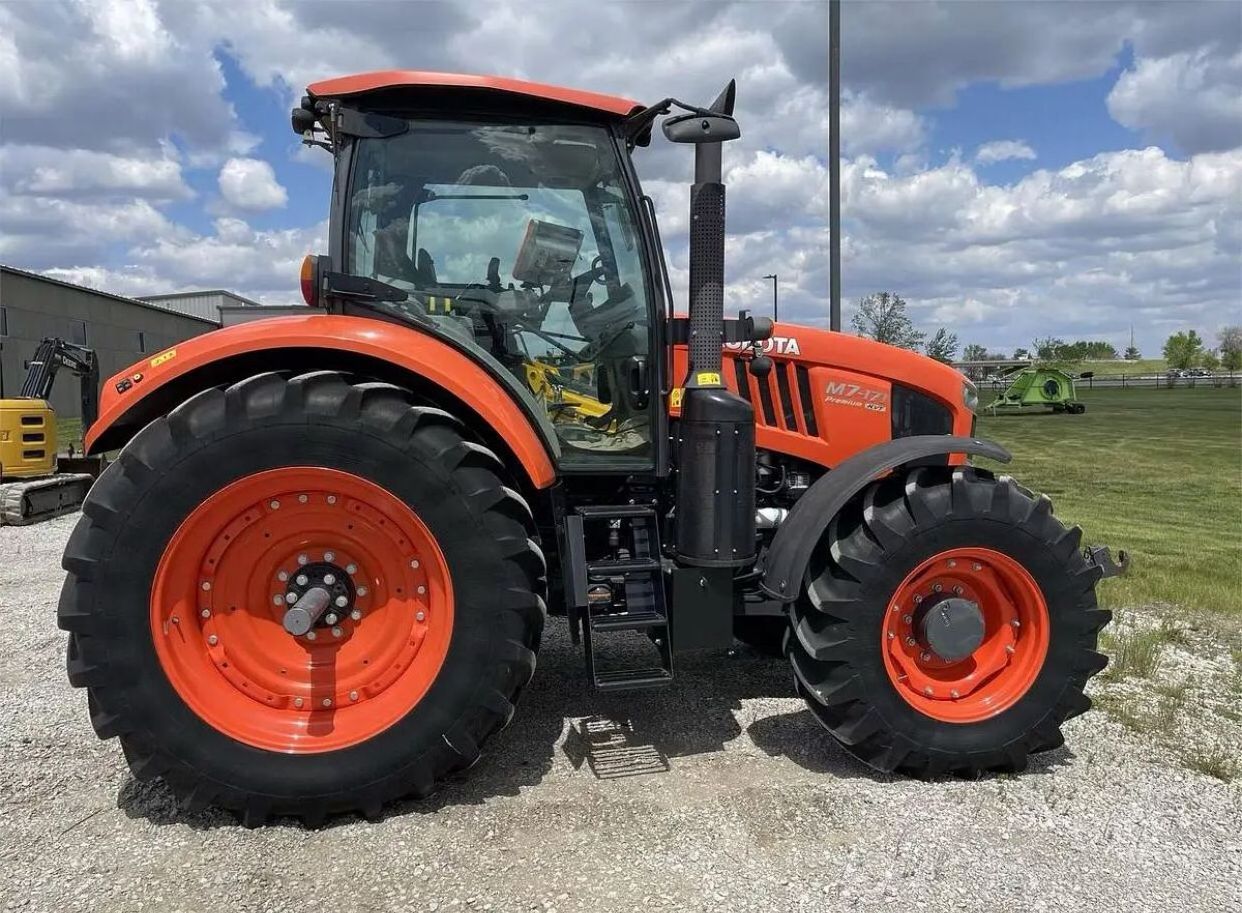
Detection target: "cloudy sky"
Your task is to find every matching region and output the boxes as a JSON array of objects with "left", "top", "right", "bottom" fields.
[{"left": 2, "top": 0, "right": 1239, "bottom": 355}]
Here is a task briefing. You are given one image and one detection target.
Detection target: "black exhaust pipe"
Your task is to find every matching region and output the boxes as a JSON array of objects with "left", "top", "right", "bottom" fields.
[{"left": 663, "top": 81, "right": 756, "bottom": 567}]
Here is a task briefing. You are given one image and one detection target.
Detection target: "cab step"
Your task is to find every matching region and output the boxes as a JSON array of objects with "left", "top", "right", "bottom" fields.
[{"left": 562, "top": 503, "right": 673, "bottom": 692}]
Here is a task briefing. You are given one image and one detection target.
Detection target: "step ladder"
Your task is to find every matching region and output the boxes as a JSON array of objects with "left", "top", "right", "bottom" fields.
[{"left": 564, "top": 504, "right": 673, "bottom": 692}]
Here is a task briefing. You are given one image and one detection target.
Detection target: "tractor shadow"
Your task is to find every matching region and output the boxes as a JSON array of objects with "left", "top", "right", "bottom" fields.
[{"left": 116, "top": 622, "right": 1069, "bottom": 829}]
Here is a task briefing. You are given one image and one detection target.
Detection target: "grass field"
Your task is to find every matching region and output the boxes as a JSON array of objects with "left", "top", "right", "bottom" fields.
[
  {"left": 977, "top": 386, "right": 1242, "bottom": 617},
  {"left": 1080, "top": 358, "right": 1167, "bottom": 376}
]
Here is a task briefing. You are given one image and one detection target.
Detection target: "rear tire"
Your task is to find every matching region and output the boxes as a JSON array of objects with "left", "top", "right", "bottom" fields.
[
  {"left": 59, "top": 372, "right": 545, "bottom": 824},
  {"left": 787, "top": 466, "right": 1109, "bottom": 777}
]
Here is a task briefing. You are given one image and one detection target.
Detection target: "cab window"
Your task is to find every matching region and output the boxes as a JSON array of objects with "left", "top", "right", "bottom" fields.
[{"left": 348, "top": 121, "right": 652, "bottom": 467}]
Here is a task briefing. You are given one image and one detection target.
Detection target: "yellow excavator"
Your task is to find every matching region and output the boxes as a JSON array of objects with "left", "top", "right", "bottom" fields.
[{"left": 0, "top": 337, "right": 101, "bottom": 525}]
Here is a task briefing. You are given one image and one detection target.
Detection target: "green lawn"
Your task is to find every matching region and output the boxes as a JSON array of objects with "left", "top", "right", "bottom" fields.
[
  {"left": 1081, "top": 358, "right": 1166, "bottom": 376},
  {"left": 977, "top": 386, "right": 1242, "bottom": 616}
]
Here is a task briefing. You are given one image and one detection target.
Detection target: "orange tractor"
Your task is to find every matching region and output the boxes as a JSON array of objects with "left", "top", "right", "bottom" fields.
[{"left": 59, "top": 72, "right": 1125, "bottom": 824}]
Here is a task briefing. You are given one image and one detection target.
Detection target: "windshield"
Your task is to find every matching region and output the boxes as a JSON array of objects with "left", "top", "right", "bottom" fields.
[{"left": 348, "top": 120, "right": 652, "bottom": 467}]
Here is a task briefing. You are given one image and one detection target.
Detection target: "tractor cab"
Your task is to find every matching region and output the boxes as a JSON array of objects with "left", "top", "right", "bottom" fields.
[{"left": 298, "top": 74, "right": 668, "bottom": 469}]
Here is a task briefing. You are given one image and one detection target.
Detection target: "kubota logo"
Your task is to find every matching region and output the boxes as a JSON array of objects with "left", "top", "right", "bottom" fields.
[
  {"left": 723, "top": 335, "right": 801, "bottom": 356},
  {"left": 825, "top": 380, "right": 888, "bottom": 413}
]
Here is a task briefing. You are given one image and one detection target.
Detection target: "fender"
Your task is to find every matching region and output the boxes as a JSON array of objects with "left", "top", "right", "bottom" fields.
[
  {"left": 759, "top": 435, "right": 1011, "bottom": 601},
  {"left": 87, "top": 314, "right": 558, "bottom": 489}
]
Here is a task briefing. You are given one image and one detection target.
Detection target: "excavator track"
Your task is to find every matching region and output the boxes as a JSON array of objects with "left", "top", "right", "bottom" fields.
[{"left": 0, "top": 474, "right": 94, "bottom": 526}]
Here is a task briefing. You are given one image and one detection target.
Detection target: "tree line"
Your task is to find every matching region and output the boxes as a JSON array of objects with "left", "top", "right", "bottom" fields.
[{"left": 850, "top": 291, "right": 1242, "bottom": 371}]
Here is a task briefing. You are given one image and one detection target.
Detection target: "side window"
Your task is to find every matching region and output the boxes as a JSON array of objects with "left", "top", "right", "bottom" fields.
[
  {"left": 137, "top": 331, "right": 147, "bottom": 353},
  {"left": 0, "top": 306, "right": 8, "bottom": 337},
  {"left": 70, "top": 319, "right": 88, "bottom": 347}
]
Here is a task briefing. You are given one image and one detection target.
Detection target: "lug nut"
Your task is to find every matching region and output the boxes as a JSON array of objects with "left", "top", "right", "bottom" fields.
[
  {"left": 335, "top": 596, "right": 349, "bottom": 608},
  {"left": 953, "top": 585, "right": 963, "bottom": 595},
  {"left": 410, "top": 559, "right": 420, "bottom": 569},
  {"left": 327, "top": 495, "right": 337, "bottom": 505},
  {"left": 950, "top": 689, "right": 960, "bottom": 699},
  {"left": 920, "top": 652, "right": 932, "bottom": 662},
  {"left": 914, "top": 594, "right": 923, "bottom": 604},
  {"left": 207, "top": 635, "right": 218, "bottom": 646},
  {"left": 923, "top": 686, "right": 934, "bottom": 696},
  {"left": 306, "top": 631, "right": 317, "bottom": 641},
  {"left": 905, "top": 636, "right": 917, "bottom": 647},
  {"left": 324, "top": 613, "right": 339, "bottom": 626},
  {"left": 416, "top": 585, "right": 426, "bottom": 595},
  {"left": 887, "top": 631, "right": 895, "bottom": 640},
  {"left": 273, "top": 595, "right": 284, "bottom": 606},
  {"left": 285, "top": 592, "right": 298, "bottom": 604},
  {"left": 200, "top": 608, "right": 211, "bottom": 619},
  {"left": 298, "top": 494, "right": 308, "bottom": 504},
  {"left": 270, "top": 500, "right": 280, "bottom": 510},
  {"left": 201, "top": 581, "right": 211, "bottom": 591},
  {"left": 356, "top": 586, "right": 368, "bottom": 597},
  {"left": 349, "top": 691, "right": 359, "bottom": 702},
  {"left": 1011, "top": 619, "right": 1021, "bottom": 628},
  {"left": 331, "top": 626, "right": 343, "bottom": 638},
  {"left": 324, "top": 574, "right": 336, "bottom": 586},
  {"left": 293, "top": 697, "right": 303, "bottom": 709},
  {"left": 324, "top": 551, "right": 335, "bottom": 562},
  {"left": 947, "top": 559, "right": 957, "bottom": 568},
  {"left": 416, "top": 611, "right": 426, "bottom": 622},
  {"left": 298, "top": 554, "right": 309, "bottom": 566},
  {"left": 903, "top": 614, "right": 913, "bottom": 624},
  {"left": 1005, "top": 644, "right": 1016, "bottom": 655},
  {"left": 972, "top": 563, "right": 982, "bottom": 571},
  {"left": 322, "top": 698, "right": 332, "bottom": 708},
  {"left": 350, "top": 610, "right": 362, "bottom": 621},
  {"left": 296, "top": 574, "right": 308, "bottom": 586},
  {"left": 933, "top": 583, "right": 943, "bottom": 593},
  {"left": 277, "top": 570, "right": 289, "bottom": 582},
  {"left": 346, "top": 564, "right": 357, "bottom": 575}
]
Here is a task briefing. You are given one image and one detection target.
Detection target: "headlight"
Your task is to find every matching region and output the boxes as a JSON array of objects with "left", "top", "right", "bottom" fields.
[{"left": 963, "top": 380, "right": 978, "bottom": 412}]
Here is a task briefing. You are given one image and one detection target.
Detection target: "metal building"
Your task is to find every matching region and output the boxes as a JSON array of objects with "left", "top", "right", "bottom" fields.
[
  {"left": 0, "top": 266, "right": 218, "bottom": 419},
  {"left": 137, "top": 289, "right": 263, "bottom": 322}
]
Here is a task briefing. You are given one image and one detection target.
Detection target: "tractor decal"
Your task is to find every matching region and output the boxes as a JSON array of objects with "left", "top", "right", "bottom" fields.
[
  {"left": 724, "top": 335, "right": 801, "bottom": 356},
  {"left": 825, "top": 380, "right": 889, "bottom": 413}
]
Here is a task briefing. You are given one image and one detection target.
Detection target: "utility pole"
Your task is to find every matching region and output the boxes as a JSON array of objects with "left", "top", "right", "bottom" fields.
[
  {"left": 763, "top": 273, "right": 778, "bottom": 322},
  {"left": 829, "top": 0, "right": 842, "bottom": 331}
]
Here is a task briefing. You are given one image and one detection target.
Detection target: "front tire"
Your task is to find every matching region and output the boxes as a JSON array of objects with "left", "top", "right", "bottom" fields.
[
  {"left": 787, "top": 466, "right": 1109, "bottom": 777},
  {"left": 59, "top": 372, "right": 545, "bottom": 824}
]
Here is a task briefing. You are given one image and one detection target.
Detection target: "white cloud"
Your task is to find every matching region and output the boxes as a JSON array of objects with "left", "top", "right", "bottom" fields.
[
  {"left": 1108, "top": 49, "right": 1242, "bottom": 154},
  {"left": 0, "top": 145, "right": 191, "bottom": 200},
  {"left": 975, "top": 140, "right": 1037, "bottom": 165},
  {"left": 217, "top": 158, "right": 288, "bottom": 211}
]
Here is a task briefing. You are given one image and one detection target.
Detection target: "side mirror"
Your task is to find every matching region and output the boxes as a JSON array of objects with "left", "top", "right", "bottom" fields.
[{"left": 662, "top": 112, "right": 741, "bottom": 144}]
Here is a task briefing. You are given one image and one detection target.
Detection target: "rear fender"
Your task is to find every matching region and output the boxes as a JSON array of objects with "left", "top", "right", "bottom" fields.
[
  {"left": 759, "top": 435, "right": 1011, "bottom": 601},
  {"left": 88, "top": 314, "right": 558, "bottom": 489}
]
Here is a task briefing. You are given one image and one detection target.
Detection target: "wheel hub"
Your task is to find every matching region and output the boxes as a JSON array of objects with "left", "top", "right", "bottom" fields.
[
  {"left": 281, "top": 560, "right": 357, "bottom": 635},
  {"left": 916, "top": 595, "right": 985, "bottom": 663}
]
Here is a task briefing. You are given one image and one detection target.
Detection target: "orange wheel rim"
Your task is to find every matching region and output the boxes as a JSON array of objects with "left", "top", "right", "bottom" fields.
[
  {"left": 150, "top": 468, "right": 453, "bottom": 753},
  {"left": 881, "top": 547, "right": 1049, "bottom": 723}
]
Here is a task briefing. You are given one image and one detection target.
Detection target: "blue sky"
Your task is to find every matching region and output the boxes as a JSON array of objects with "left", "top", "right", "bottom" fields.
[{"left": 1, "top": 0, "right": 1239, "bottom": 357}]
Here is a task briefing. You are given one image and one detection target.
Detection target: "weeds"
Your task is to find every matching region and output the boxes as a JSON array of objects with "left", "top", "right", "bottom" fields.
[{"left": 1182, "top": 748, "right": 1238, "bottom": 783}]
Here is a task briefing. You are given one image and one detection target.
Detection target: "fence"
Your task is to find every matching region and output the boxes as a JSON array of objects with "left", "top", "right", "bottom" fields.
[{"left": 980, "top": 373, "right": 1241, "bottom": 390}]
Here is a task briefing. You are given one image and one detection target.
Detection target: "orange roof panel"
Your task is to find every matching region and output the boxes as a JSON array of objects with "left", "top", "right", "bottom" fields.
[{"left": 307, "top": 70, "right": 642, "bottom": 118}]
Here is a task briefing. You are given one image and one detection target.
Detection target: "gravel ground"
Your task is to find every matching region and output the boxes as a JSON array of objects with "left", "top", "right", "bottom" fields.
[{"left": 2, "top": 515, "right": 1239, "bottom": 913}]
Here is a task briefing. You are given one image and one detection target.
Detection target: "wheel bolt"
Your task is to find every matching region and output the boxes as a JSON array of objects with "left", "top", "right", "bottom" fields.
[
  {"left": 324, "top": 551, "right": 335, "bottom": 562},
  {"left": 270, "top": 500, "right": 280, "bottom": 510},
  {"left": 903, "top": 614, "right": 913, "bottom": 624},
  {"left": 324, "top": 613, "right": 339, "bottom": 626},
  {"left": 1005, "top": 644, "right": 1015, "bottom": 655},
  {"left": 272, "top": 595, "right": 283, "bottom": 606},
  {"left": 327, "top": 495, "right": 337, "bottom": 505},
  {"left": 324, "top": 574, "right": 336, "bottom": 586},
  {"left": 332, "top": 626, "right": 343, "bottom": 638},
  {"left": 950, "top": 689, "right": 960, "bottom": 698},
  {"left": 346, "top": 564, "right": 358, "bottom": 575},
  {"left": 298, "top": 554, "right": 308, "bottom": 566},
  {"left": 335, "top": 596, "right": 349, "bottom": 608},
  {"left": 947, "top": 559, "right": 956, "bottom": 568},
  {"left": 200, "top": 608, "right": 211, "bottom": 619},
  {"left": 1011, "top": 619, "right": 1021, "bottom": 628},
  {"left": 953, "top": 586, "right": 963, "bottom": 595},
  {"left": 920, "top": 652, "right": 932, "bottom": 662},
  {"left": 417, "top": 585, "right": 426, "bottom": 595},
  {"left": 296, "top": 574, "right": 308, "bottom": 586},
  {"left": 933, "top": 583, "right": 943, "bottom": 593},
  {"left": 410, "top": 559, "right": 420, "bottom": 569},
  {"left": 298, "top": 494, "right": 308, "bottom": 504},
  {"left": 293, "top": 697, "right": 303, "bottom": 709},
  {"left": 349, "top": 691, "right": 359, "bottom": 702},
  {"left": 972, "top": 563, "right": 982, "bottom": 571},
  {"left": 285, "top": 592, "right": 297, "bottom": 604},
  {"left": 357, "top": 586, "right": 368, "bottom": 597},
  {"left": 306, "top": 631, "right": 317, "bottom": 641},
  {"left": 207, "top": 635, "right": 218, "bottom": 646},
  {"left": 278, "top": 570, "right": 289, "bottom": 582},
  {"left": 923, "top": 686, "right": 934, "bottom": 696},
  {"left": 887, "top": 631, "right": 895, "bottom": 639},
  {"left": 350, "top": 610, "right": 362, "bottom": 621},
  {"left": 914, "top": 594, "right": 923, "bottom": 604},
  {"left": 905, "top": 637, "right": 917, "bottom": 647},
  {"left": 201, "top": 581, "right": 211, "bottom": 591},
  {"left": 416, "top": 611, "right": 426, "bottom": 622},
  {"left": 322, "top": 698, "right": 332, "bottom": 708}
]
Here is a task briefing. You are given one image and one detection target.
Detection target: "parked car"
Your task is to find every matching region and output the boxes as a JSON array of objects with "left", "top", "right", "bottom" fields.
[{"left": 1188, "top": 367, "right": 1214, "bottom": 377}]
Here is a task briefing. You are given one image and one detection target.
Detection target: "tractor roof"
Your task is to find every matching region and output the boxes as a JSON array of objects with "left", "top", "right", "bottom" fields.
[{"left": 307, "top": 70, "right": 643, "bottom": 119}]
